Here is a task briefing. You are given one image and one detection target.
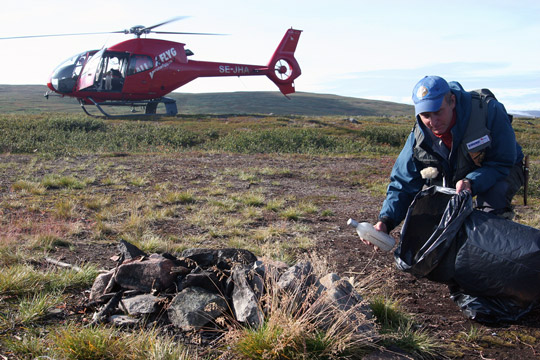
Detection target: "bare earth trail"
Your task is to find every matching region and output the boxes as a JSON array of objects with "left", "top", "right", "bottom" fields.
[{"left": 2, "top": 151, "right": 539, "bottom": 359}]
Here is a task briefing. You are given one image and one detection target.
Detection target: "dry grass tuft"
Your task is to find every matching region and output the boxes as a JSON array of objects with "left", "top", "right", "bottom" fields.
[{"left": 224, "top": 254, "right": 377, "bottom": 359}]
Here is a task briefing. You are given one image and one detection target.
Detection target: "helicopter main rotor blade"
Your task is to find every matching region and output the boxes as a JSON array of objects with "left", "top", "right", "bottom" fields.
[
  {"left": 0, "top": 31, "right": 124, "bottom": 40},
  {"left": 152, "top": 31, "right": 226, "bottom": 36},
  {"left": 144, "top": 16, "right": 190, "bottom": 31},
  {"left": 0, "top": 17, "right": 222, "bottom": 40}
]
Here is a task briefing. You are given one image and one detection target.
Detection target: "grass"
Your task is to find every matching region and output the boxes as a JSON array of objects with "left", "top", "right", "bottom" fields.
[
  {"left": 235, "top": 191, "right": 266, "bottom": 207},
  {"left": 30, "top": 234, "right": 73, "bottom": 250},
  {"left": 278, "top": 202, "right": 318, "bottom": 221},
  {"left": 2, "top": 321, "right": 201, "bottom": 359},
  {"left": 0, "top": 113, "right": 538, "bottom": 359},
  {"left": 0, "top": 114, "right": 413, "bottom": 156},
  {"left": 0, "top": 263, "right": 99, "bottom": 297},
  {"left": 16, "top": 291, "right": 66, "bottom": 325},
  {"left": 11, "top": 180, "right": 46, "bottom": 195},
  {"left": 224, "top": 256, "right": 376, "bottom": 360},
  {"left": 162, "top": 190, "right": 196, "bottom": 205},
  {"left": 11, "top": 324, "right": 198, "bottom": 360},
  {"left": 369, "top": 295, "right": 442, "bottom": 358},
  {"left": 83, "top": 195, "right": 112, "bottom": 211},
  {"left": 42, "top": 174, "right": 86, "bottom": 189},
  {"left": 124, "top": 231, "right": 174, "bottom": 254},
  {"left": 54, "top": 198, "right": 77, "bottom": 219}
]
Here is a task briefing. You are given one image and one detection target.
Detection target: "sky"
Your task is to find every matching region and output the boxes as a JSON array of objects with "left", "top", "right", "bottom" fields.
[{"left": 1, "top": 0, "right": 539, "bottom": 112}]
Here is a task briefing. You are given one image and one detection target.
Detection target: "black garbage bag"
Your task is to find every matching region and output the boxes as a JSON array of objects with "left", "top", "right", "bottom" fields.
[{"left": 394, "top": 186, "right": 540, "bottom": 322}]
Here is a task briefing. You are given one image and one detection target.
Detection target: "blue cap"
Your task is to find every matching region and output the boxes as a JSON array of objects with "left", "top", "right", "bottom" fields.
[{"left": 412, "top": 76, "right": 450, "bottom": 116}]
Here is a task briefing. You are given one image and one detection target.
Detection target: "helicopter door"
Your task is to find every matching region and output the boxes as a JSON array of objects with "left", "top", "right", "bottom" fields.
[{"left": 78, "top": 48, "right": 105, "bottom": 91}]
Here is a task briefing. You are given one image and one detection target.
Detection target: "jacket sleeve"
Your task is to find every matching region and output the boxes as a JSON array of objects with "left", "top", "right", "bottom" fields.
[
  {"left": 379, "top": 133, "right": 425, "bottom": 231},
  {"left": 465, "top": 100, "right": 518, "bottom": 194}
]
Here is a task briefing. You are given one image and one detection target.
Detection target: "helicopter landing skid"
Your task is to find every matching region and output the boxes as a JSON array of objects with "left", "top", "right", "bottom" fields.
[{"left": 80, "top": 97, "right": 178, "bottom": 118}]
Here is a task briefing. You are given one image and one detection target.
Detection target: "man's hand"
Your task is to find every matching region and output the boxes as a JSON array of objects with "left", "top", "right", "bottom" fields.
[
  {"left": 456, "top": 178, "right": 472, "bottom": 193},
  {"left": 374, "top": 221, "right": 388, "bottom": 234}
]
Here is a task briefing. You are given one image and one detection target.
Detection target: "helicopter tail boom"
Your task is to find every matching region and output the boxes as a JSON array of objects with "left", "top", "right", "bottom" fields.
[{"left": 266, "top": 28, "right": 302, "bottom": 95}]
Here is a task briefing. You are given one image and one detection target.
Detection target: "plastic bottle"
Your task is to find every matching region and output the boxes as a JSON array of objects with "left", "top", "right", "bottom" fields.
[{"left": 347, "top": 218, "right": 395, "bottom": 252}]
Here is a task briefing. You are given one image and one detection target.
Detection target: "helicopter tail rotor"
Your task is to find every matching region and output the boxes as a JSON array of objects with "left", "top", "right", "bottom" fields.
[{"left": 266, "top": 29, "right": 302, "bottom": 95}]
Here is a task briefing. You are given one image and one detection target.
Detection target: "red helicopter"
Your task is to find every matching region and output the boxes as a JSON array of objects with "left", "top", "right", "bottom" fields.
[{"left": 2, "top": 18, "right": 302, "bottom": 117}]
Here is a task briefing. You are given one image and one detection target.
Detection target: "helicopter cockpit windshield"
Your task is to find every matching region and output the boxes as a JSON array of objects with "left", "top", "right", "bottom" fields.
[{"left": 49, "top": 51, "right": 94, "bottom": 94}]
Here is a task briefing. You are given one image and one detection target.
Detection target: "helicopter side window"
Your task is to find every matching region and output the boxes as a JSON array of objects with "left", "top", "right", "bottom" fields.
[
  {"left": 92, "top": 53, "right": 128, "bottom": 91},
  {"left": 127, "top": 55, "right": 154, "bottom": 76},
  {"left": 103, "top": 56, "right": 126, "bottom": 91}
]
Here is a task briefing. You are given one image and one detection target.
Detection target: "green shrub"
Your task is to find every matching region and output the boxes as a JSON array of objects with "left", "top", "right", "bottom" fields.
[
  {"left": 0, "top": 115, "right": 410, "bottom": 156},
  {"left": 359, "top": 127, "right": 409, "bottom": 147}
]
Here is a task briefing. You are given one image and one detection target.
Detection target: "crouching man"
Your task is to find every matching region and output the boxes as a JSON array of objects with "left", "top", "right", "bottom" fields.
[{"left": 367, "top": 75, "right": 524, "bottom": 241}]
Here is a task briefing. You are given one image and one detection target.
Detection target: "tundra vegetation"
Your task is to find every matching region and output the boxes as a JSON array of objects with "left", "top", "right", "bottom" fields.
[{"left": 0, "top": 113, "right": 538, "bottom": 359}]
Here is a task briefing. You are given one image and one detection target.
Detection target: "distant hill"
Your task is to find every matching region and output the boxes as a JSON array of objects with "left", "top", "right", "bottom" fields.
[
  {"left": 510, "top": 110, "right": 540, "bottom": 118},
  {"left": 0, "top": 85, "right": 413, "bottom": 117},
  {"left": 172, "top": 91, "right": 414, "bottom": 116}
]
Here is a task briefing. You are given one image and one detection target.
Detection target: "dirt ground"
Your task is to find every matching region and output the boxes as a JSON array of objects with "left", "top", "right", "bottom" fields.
[{"left": 2, "top": 152, "right": 539, "bottom": 359}]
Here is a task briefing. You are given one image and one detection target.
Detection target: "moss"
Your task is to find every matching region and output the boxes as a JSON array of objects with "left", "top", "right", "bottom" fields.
[
  {"left": 499, "top": 330, "right": 538, "bottom": 345},
  {"left": 478, "top": 335, "right": 516, "bottom": 348}
]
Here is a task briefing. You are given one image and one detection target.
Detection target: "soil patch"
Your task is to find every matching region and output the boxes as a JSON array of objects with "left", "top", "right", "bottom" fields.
[{"left": 2, "top": 152, "right": 539, "bottom": 358}]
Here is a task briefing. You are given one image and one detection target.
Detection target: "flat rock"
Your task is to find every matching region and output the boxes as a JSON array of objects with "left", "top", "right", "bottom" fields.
[
  {"left": 167, "top": 286, "right": 228, "bottom": 331},
  {"left": 122, "top": 294, "right": 164, "bottom": 315},
  {"left": 231, "top": 265, "right": 264, "bottom": 327},
  {"left": 114, "top": 256, "right": 176, "bottom": 292},
  {"left": 109, "top": 314, "right": 140, "bottom": 327}
]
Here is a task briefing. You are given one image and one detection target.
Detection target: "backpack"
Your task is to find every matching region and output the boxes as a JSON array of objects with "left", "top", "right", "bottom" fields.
[{"left": 469, "top": 88, "right": 513, "bottom": 124}]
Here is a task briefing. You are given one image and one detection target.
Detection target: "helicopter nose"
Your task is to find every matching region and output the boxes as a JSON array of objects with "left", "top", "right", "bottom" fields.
[{"left": 47, "top": 79, "right": 56, "bottom": 92}]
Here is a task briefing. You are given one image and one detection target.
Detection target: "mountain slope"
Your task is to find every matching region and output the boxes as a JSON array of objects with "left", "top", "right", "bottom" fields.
[{"left": 0, "top": 85, "right": 413, "bottom": 116}]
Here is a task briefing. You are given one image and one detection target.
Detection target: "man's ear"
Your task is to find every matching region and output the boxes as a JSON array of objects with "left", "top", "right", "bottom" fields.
[{"left": 450, "top": 94, "right": 456, "bottom": 108}]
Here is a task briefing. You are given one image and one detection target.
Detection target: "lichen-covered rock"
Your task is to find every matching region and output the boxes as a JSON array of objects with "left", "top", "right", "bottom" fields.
[{"left": 167, "top": 286, "right": 228, "bottom": 331}]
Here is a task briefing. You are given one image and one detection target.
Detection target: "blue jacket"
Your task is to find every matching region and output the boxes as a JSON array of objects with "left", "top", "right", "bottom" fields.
[{"left": 379, "top": 81, "right": 523, "bottom": 231}]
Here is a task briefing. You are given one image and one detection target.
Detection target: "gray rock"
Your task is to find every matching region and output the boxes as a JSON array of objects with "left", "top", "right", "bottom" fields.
[
  {"left": 181, "top": 268, "right": 224, "bottom": 293},
  {"left": 118, "top": 239, "right": 147, "bottom": 260},
  {"left": 314, "top": 273, "right": 374, "bottom": 335},
  {"left": 114, "top": 256, "right": 176, "bottom": 292},
  {"left": 109, "top": 315, "right": 140, "bottom": 327},
  {"left": 121, "top": 294, "right": 164, "bottom": 315},
  {"left": 180, "top": 248, "right": 257, "bottom": 269},
  {"left": 231, "top": 266, "right": 264, "bottom": 327},
  {"left": 277, "top": 261, "right": 316, "bottom": 292},
  {"left": 180, "top": 248, "right": 216, "bottom": 267},
  {"left": 89, "top": 270, "right": 114, "bottom": 301},
  {"left": 167, "top": 286, "right": 228, "bottom": 331},
  {"left": 252, "top": 259, "right": 288, "bottom": 280},
  {"left": 318, "top": 273, "right": 364, "bottom": 311},
  {"left": 216, "top": 248, "right": 258, "bottom": 269}
]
